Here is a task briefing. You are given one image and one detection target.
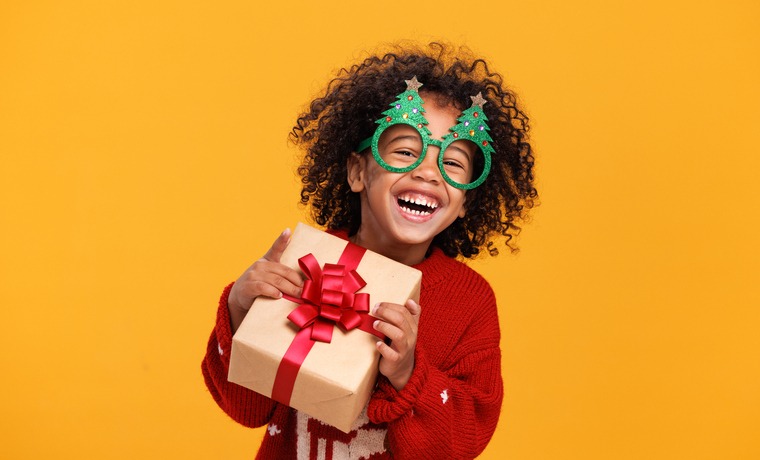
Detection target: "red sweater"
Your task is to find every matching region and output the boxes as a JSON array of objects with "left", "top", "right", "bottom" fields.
[{"left": 202, "top": 238, "right": 503, "bottom": 459}]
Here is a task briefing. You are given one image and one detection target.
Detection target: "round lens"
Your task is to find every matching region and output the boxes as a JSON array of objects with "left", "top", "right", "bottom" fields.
[
  {"left": 438, "top": 138, "right": 491, "bottom": 189},
  {"left": 372, "top": 123, "right": 427, "bottom": 173}
]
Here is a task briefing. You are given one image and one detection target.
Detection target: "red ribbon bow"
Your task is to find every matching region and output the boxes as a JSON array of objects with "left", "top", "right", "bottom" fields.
[
  {"left": 285, "top": 254, "right": 372, "bottom": 343},
  {"left": 271, "top": 242, "right": 382, "bottom": 405}
]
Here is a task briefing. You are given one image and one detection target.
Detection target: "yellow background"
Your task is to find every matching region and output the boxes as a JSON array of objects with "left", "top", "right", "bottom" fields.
[{"left": 1, "top": 1, "right": 758, "bottom": 458}]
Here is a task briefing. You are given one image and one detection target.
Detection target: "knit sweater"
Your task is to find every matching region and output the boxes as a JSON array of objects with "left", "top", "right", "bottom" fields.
[{"left": 202, "top": 234, "right": 503, "bottom": 459}]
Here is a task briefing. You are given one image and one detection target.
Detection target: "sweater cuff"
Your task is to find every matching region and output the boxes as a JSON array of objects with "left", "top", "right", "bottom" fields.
[
  {"left": 214, "top": 282, "right": 236, "bottom": 368},
  {"left": 367, "top": 347, "right": 430, "bottom": 423}
]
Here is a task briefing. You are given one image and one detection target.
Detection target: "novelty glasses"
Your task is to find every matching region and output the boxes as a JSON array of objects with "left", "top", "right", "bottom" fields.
[{"left": 355, "top": 77, "right": 494, "bottom": 190}]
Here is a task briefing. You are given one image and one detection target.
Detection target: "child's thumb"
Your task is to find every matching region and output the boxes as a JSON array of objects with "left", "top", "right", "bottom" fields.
[{"left": 262, "top": 228, "right": 291, "bottom": 263}]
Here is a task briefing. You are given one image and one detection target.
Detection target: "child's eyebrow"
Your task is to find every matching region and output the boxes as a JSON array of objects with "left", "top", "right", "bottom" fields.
[
  {"left": 446, "top": 144, "right": 474, "bottom": 158},
  {"left": 386, "top": 134, "right": 421, "bottom": 144}
]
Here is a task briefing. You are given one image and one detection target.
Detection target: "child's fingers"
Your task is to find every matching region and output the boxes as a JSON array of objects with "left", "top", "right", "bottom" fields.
[
  {"left": 249, "top": 259, "right": 303, "bottom": 290},
  {"left": 235, "top": 275, "right": 301, "bottom": 308},
  {"left": 233, "top": 260, "right": 303, "bottom": 309},
  {"left": 404, "top": 299, "right": 421, "bottom": 318},
  {"left": 376, "top": 340, "right": 400, "bottom": 362},
  {"left": 257, "top": 273, "right": 303, "bottom": 299},
  {"left": 373, "top": 319, "right": 404, "bottom": 343},
  {"left": 248, "top": 280, "right": 286, "bottom": 300},
  {"left": 373, "top": 302, "right": 418, "bottom": 391},
  {"left": 372, "top": 302, "right": 411, "bottom": 329},
  {"left": 261, "top": 228, "right": 291, "bottom": 263}
]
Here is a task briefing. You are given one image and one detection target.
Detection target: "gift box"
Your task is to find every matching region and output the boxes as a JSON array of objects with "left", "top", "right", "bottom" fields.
[{"left": 228, "top": 223, "right": 422, "bottom": 432}]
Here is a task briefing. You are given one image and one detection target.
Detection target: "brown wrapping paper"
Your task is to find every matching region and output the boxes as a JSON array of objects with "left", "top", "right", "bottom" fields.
[{"left": 228, "top": 223, "right": 422, "bottom": 432}]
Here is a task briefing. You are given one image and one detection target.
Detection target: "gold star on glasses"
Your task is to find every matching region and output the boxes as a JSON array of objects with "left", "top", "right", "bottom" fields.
[
  {"left": 470, "top": 92, "right": 487, "bottom": 108},
  {"left": 405, "top": 76, "right": 423, "bottom": 92}
]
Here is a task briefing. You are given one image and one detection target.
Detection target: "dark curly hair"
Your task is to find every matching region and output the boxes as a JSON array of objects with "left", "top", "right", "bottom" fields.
[{"left": 291, "top": 42, "right": 538, "bottom": 258}]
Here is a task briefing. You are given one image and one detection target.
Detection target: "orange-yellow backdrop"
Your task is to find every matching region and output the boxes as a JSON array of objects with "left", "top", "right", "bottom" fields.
[{"left": 1, "top": 1, "right": 758, "bottom": 459}]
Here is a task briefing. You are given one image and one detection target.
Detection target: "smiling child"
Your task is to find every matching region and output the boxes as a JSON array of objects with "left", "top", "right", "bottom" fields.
[{"left": 202, "top": 42, "right": 537, "bottom": 459}]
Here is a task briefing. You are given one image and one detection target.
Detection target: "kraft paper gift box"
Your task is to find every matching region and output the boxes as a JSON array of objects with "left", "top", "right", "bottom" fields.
[{"left": 228, "top": 223, "right": 422, "bottom": 433}]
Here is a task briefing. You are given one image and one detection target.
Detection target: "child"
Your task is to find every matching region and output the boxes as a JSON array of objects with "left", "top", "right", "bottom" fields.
[{"left": 202, "top": 42, "right": 537, "bottom": 459}]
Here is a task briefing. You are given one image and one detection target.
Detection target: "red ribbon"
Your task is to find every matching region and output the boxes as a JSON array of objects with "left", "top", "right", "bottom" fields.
[{"left": 271, "top": 241, "right": 383, "bottom": 405}]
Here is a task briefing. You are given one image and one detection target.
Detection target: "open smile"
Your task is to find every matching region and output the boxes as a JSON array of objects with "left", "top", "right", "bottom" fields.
[{"left": 396, "top": 192, "right": 440, "bottom": 218}]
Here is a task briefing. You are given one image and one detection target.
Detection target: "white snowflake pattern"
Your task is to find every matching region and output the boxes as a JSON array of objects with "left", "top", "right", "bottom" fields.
[
  {"left": 440, "top": 389, "right": 449, "bottom": 404},
  {"left": 267, "top": 424, "right": 282, "bottom": 436},
  {"left": 217, "top": 343, "right": 224, "bottom": 355}
]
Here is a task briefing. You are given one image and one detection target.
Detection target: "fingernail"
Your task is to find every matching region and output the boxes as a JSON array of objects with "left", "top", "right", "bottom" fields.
[
  {"left": 376, "top": 341, "right": 383, "bottom": 348},
  {"left": 372, "top": 303, "right": 380, "bottom": 315},
  {"left": 373, "top": 320, "right": 380, "bottom": 329},
  {"left": 281, "top": 228, "right": 291, "bottom": 238}
]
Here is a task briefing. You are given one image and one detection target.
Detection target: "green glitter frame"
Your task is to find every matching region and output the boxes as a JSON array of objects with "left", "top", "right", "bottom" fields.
[{"left": 355, "top": 77, "right": 494, "bottom": 190}]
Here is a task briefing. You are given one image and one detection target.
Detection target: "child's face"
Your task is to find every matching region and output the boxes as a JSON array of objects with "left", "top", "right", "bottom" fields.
[{"left": 347, "top": 93, "right": 472, "bottom": 264}]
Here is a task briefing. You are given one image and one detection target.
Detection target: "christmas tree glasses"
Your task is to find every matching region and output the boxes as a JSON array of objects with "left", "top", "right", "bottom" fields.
[{"left": 355, "top": 77, "right": 493, "bottom": 190}]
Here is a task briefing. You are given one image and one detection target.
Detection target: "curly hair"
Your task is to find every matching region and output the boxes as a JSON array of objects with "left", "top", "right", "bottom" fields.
[{"left": 291, "top": 42, "right": 538, "bottom": 258}]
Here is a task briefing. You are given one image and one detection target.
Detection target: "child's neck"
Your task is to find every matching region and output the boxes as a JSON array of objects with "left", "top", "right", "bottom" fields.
[{"left": 349, "top": 229, "right": 429, "bottom": 266}]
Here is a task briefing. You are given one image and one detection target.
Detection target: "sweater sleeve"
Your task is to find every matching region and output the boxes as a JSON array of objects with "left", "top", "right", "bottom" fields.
[
  {"left": 201, "top": 283, "right": 278, "bottom": 428},
  {"left": 366, "top": 289, "right": 503, "bottom": 459}
]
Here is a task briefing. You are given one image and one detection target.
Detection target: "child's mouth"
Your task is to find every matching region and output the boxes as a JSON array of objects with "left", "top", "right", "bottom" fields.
[{"left": 397, "top": 194, "right": 439, "bottom": 216}]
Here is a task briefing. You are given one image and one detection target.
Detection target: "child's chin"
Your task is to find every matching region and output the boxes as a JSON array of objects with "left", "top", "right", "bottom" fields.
[{"left": 390, "top": 228, "right": 436, "bottom": 246}]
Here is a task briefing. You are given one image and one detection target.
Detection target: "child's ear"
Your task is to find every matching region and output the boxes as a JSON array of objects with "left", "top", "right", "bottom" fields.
[{"left": 346, "top": 152, "right": 366, "bottom": 193}]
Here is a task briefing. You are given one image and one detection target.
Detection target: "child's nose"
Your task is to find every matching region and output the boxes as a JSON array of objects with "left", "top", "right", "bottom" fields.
[{"left": 411, "top": 147, "right": 442, "bottom": 183}]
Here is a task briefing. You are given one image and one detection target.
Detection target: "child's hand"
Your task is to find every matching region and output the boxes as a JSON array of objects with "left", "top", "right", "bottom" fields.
[
  {"left": 228, "top": 228, "right": 304, "bottom": 334},
  {"left": 372, "top": 299, "right": 421, "bottom": 391}
]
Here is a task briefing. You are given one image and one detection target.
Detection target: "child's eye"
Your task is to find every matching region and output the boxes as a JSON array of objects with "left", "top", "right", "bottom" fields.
[
  {"left": 392, "top": 149, "right": 418, "bottom": 160},
  {"left": 443, "top": 159, "right": 464, "bottom": 169},
  {"left": 381, "top": 148, "right": 419, "bottom": 168}
]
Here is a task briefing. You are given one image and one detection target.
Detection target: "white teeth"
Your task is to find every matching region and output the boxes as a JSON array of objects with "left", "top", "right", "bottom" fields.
[
  {"left": 400, "top": 206, "right": 431, "bottom": 216},
  {"left": 399, "top": 194, "right": 438, "bottom": 209}
]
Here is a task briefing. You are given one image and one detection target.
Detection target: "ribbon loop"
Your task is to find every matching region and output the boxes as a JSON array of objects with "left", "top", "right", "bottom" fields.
[{"left": 287, "top": 304, "right": 318, "bottom": 328}]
